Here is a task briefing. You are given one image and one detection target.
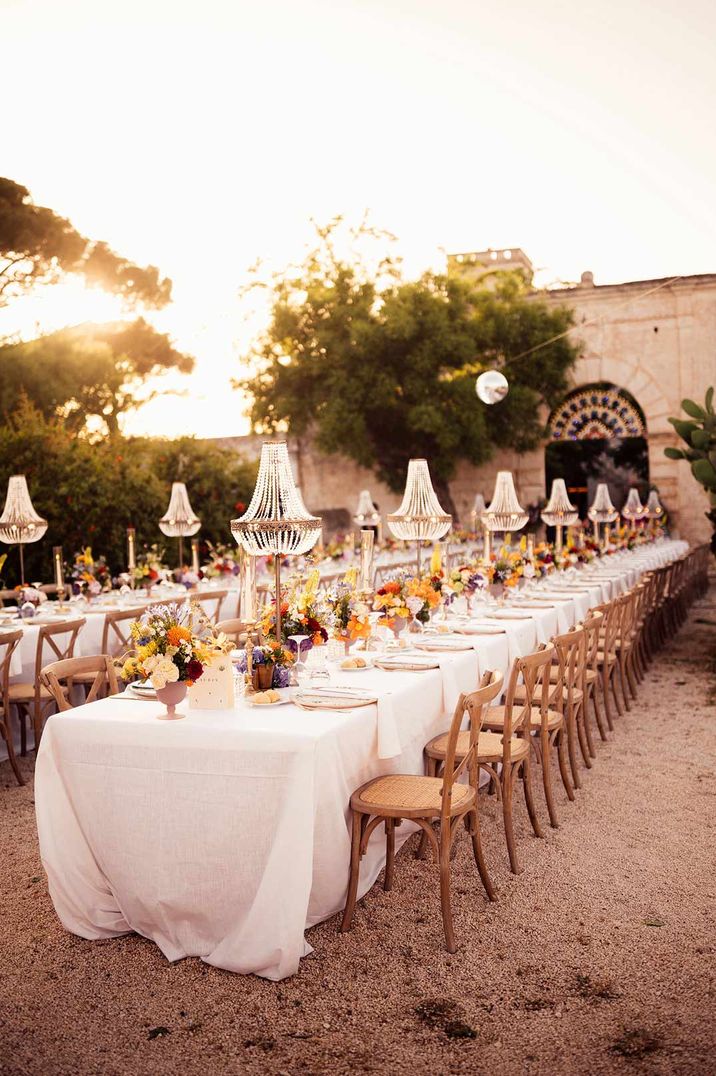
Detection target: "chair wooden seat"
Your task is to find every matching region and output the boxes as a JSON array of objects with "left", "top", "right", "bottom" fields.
[
  {"left": 352, "top": 774, "right": 474, "bottom": 817},
  {"left": 425, "top": 728, "right": 530, "bottom": 764},
  {"left": 482, "top": 705, "right": 563, "bottom": 732},
  {"left": 7, "top": 682, "right": 62, "bottom": 702},
  {"left": 597, "top": 650, "right": 617, "bottom": 664}
]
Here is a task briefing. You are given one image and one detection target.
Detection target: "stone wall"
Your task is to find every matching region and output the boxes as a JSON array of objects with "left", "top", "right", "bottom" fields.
[{"left": 220, "top": 272, "right": 716, "bottom": 547}]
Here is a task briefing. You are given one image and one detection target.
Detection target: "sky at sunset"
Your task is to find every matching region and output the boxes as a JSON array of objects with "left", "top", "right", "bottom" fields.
[{"left": 2, "top": 0, "right": 716, "bottom": 438}]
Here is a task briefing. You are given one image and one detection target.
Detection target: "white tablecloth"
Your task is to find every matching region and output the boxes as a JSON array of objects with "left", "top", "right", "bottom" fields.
[{"left": 31, "top": 539, "right": 687, "bottom": 978}]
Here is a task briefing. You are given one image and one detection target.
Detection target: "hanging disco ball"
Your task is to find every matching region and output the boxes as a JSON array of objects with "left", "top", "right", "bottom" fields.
[{"left": 476, "top": 369, "right": 509, "bottom": 404}]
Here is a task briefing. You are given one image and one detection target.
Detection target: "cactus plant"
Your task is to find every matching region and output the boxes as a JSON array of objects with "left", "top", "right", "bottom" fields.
[{"left": 665, "top": 388, "right": 716, "bottom": 552}]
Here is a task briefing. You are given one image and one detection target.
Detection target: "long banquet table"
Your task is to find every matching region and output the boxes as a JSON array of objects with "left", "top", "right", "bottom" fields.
[{"left": 33, "top": 540, "right": 686, "bottom": 980}]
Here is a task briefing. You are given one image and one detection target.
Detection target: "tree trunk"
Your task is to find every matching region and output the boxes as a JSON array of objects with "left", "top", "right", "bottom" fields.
[{"left": 433, "top": 475, "right": 459, "bottom": 527}]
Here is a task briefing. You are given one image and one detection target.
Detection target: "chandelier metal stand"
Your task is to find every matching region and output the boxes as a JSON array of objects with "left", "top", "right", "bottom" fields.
[{"left": 587, "top": 483, "right": 618, "bottom": 549}]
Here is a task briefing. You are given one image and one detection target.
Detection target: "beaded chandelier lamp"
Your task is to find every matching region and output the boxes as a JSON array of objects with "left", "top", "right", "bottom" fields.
[
  {"left": 484, "top": 472, "right": 529, "bottom": 534},
  {"left": 541, "top": 478, "right": 579, "bottom": 552},
  {"left": 387, "top": 459, "right": 451, "bottom": 575},
  {"left": 0, "top": 475, "right": 48, "bottom": 585},
  {"left": 587, "top": 482, "right": 618, "bottom": 546},
  {"left": 231, "top": 442, "right": 322, "bottom": 641},
  {"left": 621, "top": 488, "right": 646, "bottom": 527},
  {"left": 645, "top": 489, "right": 663, "bottom": 535},
  {"left": 159, "top": 482, "right": 201, "bottom": 566},
  {"left": 353, "top": 489, "right": 381, "bottom": 530}
]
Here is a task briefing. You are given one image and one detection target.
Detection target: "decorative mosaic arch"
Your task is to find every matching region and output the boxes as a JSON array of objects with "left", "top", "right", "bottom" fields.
[{"left": 548, "top": 383, "right": 646, "bottom": 441}]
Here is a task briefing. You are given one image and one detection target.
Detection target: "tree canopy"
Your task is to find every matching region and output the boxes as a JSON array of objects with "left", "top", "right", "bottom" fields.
[
  {"left": 237, "top": 222, "right": 579, "bottom": 515},
  {"left": 0, "top": 178, "right": 172, "bottom": 308},
  {"left": 0, "top": 402, "right": 256, "bottom": 586},
  {"left": 0, "top": 319, "right": 194, "bottom": 435}
]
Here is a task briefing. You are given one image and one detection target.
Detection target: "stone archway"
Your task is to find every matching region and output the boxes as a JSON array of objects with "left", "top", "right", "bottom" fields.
[{"left": 545, "top": 382, "right": 650, "bottom": 518}]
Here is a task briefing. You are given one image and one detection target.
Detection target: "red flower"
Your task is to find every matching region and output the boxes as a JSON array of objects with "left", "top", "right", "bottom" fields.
[
  {"left": 186, "top": 659, "right": 203, "bottom": 682},
  {"left": 235, "top": 501, "right": 246, "bottom": 513}
]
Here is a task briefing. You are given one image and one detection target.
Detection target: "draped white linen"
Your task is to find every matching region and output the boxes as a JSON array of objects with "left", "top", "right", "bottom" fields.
[{"left": 33, "top": 540, "right": 686, "bottom": 979}]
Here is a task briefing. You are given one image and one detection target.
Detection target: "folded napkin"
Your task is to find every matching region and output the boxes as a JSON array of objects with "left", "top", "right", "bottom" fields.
[
  {"left": 295, "top": 686, "right": 401, "bottom": 759},
  {"left": 414, "top": 636, "right": 473, "bottom": 652}
]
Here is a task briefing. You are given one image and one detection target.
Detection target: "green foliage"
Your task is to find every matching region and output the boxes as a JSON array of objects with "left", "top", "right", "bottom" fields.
[
  {"left": 238, "top": 220, "right": 578, "bottom": 515},
  {"left": 0, "top": 403, "right": 256, "bottom": 586},
  {"left": 0, "top": 320, "right": 194, "bottom": 435},
  {"left": 666, "top": 389, "right": 716, "bottom": 549},
  {"left": 0, "top": 178, "right": 171, "bottom": 308}
]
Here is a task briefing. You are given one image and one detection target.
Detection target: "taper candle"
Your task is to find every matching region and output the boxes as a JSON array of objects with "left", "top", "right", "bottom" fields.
[
  {"left": 127, "top": 527, "right": 136, "bottom": 571},
  {"left": 53, "top": 546, "right": 64, "bottom": 589},
  {"left": 191, "top": 538, "right": 200, "bottom": 575}
]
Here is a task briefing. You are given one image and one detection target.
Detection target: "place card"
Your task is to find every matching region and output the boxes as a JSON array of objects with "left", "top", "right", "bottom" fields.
[{"left": 189, "top": 654, "right": 235, "bottom": 710}]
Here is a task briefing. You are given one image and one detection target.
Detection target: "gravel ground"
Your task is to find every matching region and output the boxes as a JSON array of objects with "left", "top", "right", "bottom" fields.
[{"left": 1, "top": 589, "right": 715, "bottom": 1076}]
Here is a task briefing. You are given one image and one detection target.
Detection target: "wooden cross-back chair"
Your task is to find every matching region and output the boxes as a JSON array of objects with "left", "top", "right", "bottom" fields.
[
  {"left": 594, "top": 599, "right": 621, "bottom": 731},
  {"left": 8, "top": 618, "right": 85, "bottom": 752},
  {"left": 41, "top": 655, "right": 120, "bottom": 712},
  {"left": 580, "top": 609, "right": 607, "bottom": 745},
  {"left": 341, "top": 670, "right": 503, "bottom": 953},
  {"left": 101, "top": 606, "right": 145, "bottom": 658},
  {"left": 192, "top": 589, "right": 229, "bottom": 625},
  {"left": 0, "top": 589, "right": 19, "bottom": 608},
  {"left": 0, "top": 630, "right": 24, "bottom": 786}
]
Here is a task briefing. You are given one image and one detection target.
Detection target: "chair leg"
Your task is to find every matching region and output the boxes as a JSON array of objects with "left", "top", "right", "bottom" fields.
[
  {"left": 566, "top": 703, "right": 582, "bottom": 789},
  {"left": 341, "top": 809, "right": 363, "bottom": 932},
  {"left": 502, "top": 766, "right": 520, "bottom": 874},
  {"left": 1, "top": 722, "right": 24, "bottom": 786},
  {"left": 575, "top": 702, "right": 592, "bottom": 768},
  {"left": 19, "top": 707, "right": 27, "bottom": 756},
  {"left": 540, "top": 732, "right": 559, "bottom": 828},
  {"left": 522, "top": 756, "right": 544, "bottom": 840},
  {"left": 626, "top": 655, "right": 639, "bottom": 701},
  {"left": 610, "top": 665, "right": 624, "bottom": 717},
  {"left": 384, "top": 819, "right": 395, "bottom": 892},
  {"left": 417, "top": 757, "right": 436, "bottom": 859},
  {"left": 600, "top": 668, "right": 615, "bottom": 729},
  {"left": 556, "top": 730, "right": 574, "bottom": 800},
  {"left": 591, "top": 685, "right": 608, "bottom": 742},
  {"left": 581, "top": 695, "right": 597, "bottom": 759},
  {"left": 468, "top": 808, "right": 496, "bottom": 902},
  {"left": 439, "top": 838, "right": 456, "bottom": 953},
  {"left": 616, "top": 659, "right": 631, "bottom": 713}
]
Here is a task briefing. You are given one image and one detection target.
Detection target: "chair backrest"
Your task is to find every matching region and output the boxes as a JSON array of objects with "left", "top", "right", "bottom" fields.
[
  {"left": 215, "top": 617, "right": 261, "bottom": 646},
  {"left": 440, "top": 669, "right": 504, "bottom": 823},
  {"left": 101, "top": 606, "right": 145, "bottom": 657},
  {"left": 27, "top": 618, "right": 85, "bottom": 712},
  {"left": 581, "top": 609, "right": 603, "bottom": 683},
  {"left": 552, "top": 626, "right": 585, "bottom": 712},
  {"left": 594, "top": 599, "right": 620, "bottom": 656},
  {"left": 192, "top": 589, "right": 229, "bottom": 624},
  {"left": 41, "top": 654, "right": 120, "bottom": 711},
  {"left": 501, "top": 644, "right": 554, "bottom": 760},
  {"left": 0, "top": 589, "right": 19, "bottom": 608},
  {"left": 617, "top": 590, "right": 636, "bottom": 645},
  {"left": 0, "top": 629, "right": 23, "bottom": 721}
]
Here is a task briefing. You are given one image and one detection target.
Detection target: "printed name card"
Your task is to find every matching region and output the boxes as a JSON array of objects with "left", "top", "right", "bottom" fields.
[{"left": 189, "top": 654, "right": 235, "bottom": 710}]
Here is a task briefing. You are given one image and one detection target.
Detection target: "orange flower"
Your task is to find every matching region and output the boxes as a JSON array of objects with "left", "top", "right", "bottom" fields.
[{"left": 167, "top": 626, "right": 192, "bottom": 647}]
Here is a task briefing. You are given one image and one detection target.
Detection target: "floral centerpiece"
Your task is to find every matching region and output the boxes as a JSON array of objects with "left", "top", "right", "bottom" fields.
[
  {"left": 120, "top": 602, "right": 231, "bottom": 717},
  {"left": 70, "top": 547, "right": 112, "bottom": 596},
  {"left": 326, "top": 567, "right": 371, "bottom": 648},
  {"left": 260, "top": 569, "right": 330, "bottom": 648},
  {"left": 442, "top": 563, "right": 492, "bottom": 605},
  {"left": 202, "top": 542, "right": 241, "bottom": 579},
  {"left": 132, "top": 544, "right": 169, "bottom": 589},
  {"left": 234, "top": 641, "right": 294, "bottom": 689},
  {"left": 372, "top": 572, "right": 411, "bottom": 631},
  {"left": 492, "top": 549, "right": 524, "bottom": 591},
  {"left": 405, "top": 574, "right": 442, "bottom": 626},
  {"left": 15, "top": 585, "right": 47, "bottom": 613},
  {"left": 533, "top": 542, "right": 556, "bottom": 577}
]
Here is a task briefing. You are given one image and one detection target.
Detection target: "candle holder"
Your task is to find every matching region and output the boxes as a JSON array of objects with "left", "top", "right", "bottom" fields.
[
  {"left": 159, "top": 482, "right": 201, "bottom": 567},
  {"left": 387, "top": 459, "right": 451, "bottom": 576},
  {"left": 587, "top": 483, "right": 618, "bottom": 548},
  {"left": 0, "top": 475, "right": 48, "bottom": 586},
  {"left": 127, "top": 527, "right": 136, "bottom": 588},
  {"left": 483, "top": 472, "right": 528, "bottom": 544},
  {"left": 231, "top": 442, "right": 322, "bottom": 644},
  {"left": 541, "top": 478, "right": 579, "bottom": 552}
]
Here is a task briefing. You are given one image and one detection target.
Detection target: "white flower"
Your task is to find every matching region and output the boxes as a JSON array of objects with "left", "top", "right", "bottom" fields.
[{"left": 149, "top": 656, "right": 180, "bottom": 690}]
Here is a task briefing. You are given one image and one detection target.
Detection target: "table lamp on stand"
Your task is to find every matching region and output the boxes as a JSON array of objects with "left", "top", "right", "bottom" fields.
[
  {"left": 0, "top": 475, "right": 48, "bottom": 586},
  {"left": 541, "top": 478, "right": 579, "bottom": 553},
  {"left": 159, "top": 482, "right": 201, "bottom": 568}
]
